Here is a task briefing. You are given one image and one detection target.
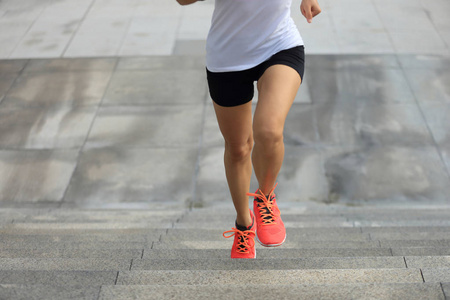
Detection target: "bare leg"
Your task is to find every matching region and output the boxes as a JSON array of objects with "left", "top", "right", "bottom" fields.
[
  {"left": 252, "top": 65, "right": 301, "bottom": 195},
  {"left": 213, "top": 101, "right": 254, "bottom": 227}
]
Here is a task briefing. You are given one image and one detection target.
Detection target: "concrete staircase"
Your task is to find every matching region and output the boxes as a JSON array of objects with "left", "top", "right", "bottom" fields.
[{"left": 1, "top": 202, "right": 450, "bottom": 299}]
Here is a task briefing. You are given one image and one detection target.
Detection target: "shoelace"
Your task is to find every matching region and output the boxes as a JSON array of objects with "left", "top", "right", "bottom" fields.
[
  {"left": 223, "top": 228, "right": 255, "bottom": 254},
  {"left": 247, "top": 183, "right": 280, "bottom": 225}
]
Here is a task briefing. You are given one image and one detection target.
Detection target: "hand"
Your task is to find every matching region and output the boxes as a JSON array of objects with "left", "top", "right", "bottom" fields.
[{"left": 300, "top": 0, "right": 322, "bottom": 23}]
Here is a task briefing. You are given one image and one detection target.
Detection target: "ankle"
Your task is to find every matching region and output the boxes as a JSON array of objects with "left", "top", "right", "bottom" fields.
[{"left": 236, "top": 213, "right": 252, "bottom": 228}]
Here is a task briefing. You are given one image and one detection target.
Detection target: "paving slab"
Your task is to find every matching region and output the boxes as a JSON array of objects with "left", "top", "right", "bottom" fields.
[
  {"left": 0, "top": 248, "right": 143, "bottom": 259},
  {"left": 0, "top": 75, "right": 17, "bottom": 103},
  {"left": 398, "top": 54, "right": 450, "bottom": 70},
  {"left": 380, "top": 240, "right": 450, "bottom": 248},
  {"left": 99, "top": 283, "right": 445, "bottom": 300},
  {"left": 23, "top": 57, "right": 117, "bottom": 72},
  {"left": 361, "top": 226, "right": 450, "bottom": 233},
  {"left": 405, "top": 256, "right": 450, "bottom": 269},
  {"left": 0, "top": 284, "right": 100, "bottom": 300},
  {"left": 422, "top": 268, "right": 450, "bottom": 283},
  {"left": 2, "top": 234, "right": 152, "bottom": 244},
  {"left": 102, "top": 69, "right": 207, "bottom": 105},
  {"left": 85, "top": 105, "right": 204, "bottom": 148},
  {"left": 0, "top": 60, "right": 28, "bottom": 76},
  {"left": 143, "top": 248, "right": 392, "bottom": 259},
  {"left": 0, "top": 248, "right": 65, "bottom": 259},
  {"left": 392, "top": 248, "right": 450, "bottom": 257},
  {"left": 0, "top": 258, "right": 131, "bottom": 271},
  {"left": 2, "top": 70, "right": 112, "bottom": 107},
  {"left": 0, "top": 227, "right": 167, "bottom": 236},
  {"left": 370, "top": 232, "right": 450, "bottom": 241},
  {"left": 0, "top": 270, "right": 117, "bottom": 285},
  {"left": 0, "top": 105, "right": 98, "bottom": 149},
  {"left": 63, "top": 148, "right": 198, "bottom": 207},
  {"left": 116, "top": 56, "right": 205, "bottom": 71},
  {"left": 132, "top": 257, "right": 405, "bottom": 271},
  {"left": 116, "top": 269, "right": 423, "bottom": 285},
  {"left": 1, "top": 222, "right": 173, "bottom": 230},
  {"left": 61, "top": 249, "right": 143, "bottom": 259},
  {"left": 441, "top": 282, "right": 450, "bottom": 299},
  {"left": 0, "top": 149, "right": 78, "bottom": 203},
  {"left": 0, "top": 240, "right": 148, "bottom": 250}
]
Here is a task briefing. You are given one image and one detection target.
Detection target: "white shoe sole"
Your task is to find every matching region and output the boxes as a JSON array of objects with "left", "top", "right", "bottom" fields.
[{"left": 256, "top": 234, "right": 286, "bottom": 247}]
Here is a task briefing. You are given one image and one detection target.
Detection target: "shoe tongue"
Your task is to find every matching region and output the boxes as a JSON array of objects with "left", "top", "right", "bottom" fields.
[{"left": 255, "top": 195, "right": 275, "bottom": 222}]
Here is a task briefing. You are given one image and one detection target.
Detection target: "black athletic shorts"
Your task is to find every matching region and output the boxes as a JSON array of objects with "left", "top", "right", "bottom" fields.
[{"left": 206, "top": 45, "right": 305, "bottom": 107}]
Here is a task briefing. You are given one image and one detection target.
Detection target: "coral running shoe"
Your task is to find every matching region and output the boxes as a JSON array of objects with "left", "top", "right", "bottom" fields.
[
  {"left": 247, "top": 183, "right": 286, "bottom": 247},
  {"left": 223, "top": 210, "right": 256, "bottom": 259}
]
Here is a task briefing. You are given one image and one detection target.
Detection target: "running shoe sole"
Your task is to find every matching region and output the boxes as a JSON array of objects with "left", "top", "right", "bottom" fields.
[{"left": 256, "top": 233, "right": 286, "bottom": 247}]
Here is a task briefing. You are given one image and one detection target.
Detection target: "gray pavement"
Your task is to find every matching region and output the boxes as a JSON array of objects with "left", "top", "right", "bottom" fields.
[{"left": 1, "top": 0, "right": 450, "bottom": 299}]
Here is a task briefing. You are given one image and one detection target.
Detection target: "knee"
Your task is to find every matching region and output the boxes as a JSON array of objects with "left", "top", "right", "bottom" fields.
[
  {"left": 224, "top": 137, "right": 253, "bottom": 162},
  {"left": 253, "top": 126, "right": 284, "bottom": 147}
]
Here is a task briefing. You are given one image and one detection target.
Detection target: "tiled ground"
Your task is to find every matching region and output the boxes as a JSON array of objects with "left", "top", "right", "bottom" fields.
[
  {"left": 0, "top": 0, "right": 449, "bottom": 210},
  {"left": 0, "top": 0, "right": 449, "bottom": 59},
  {"left": 0, "top": 54, "right": 449, "bottom": 209}
]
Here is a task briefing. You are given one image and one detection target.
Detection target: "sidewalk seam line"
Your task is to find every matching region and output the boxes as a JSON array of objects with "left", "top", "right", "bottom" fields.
[
  {"left": 114, "top": 271, "right": 119, "bottom": 285},
  {"left": 96, "top": 285, "right": 102, "bottom": 300},
  {"left": 420, "top": 268, "right": 425, "bottom": 282},
  {"left": 59, "top": 57, "right": 119, "bottom": 205},
  {"left": 61, "top": 0, "right": 96, "bottom": 58}
]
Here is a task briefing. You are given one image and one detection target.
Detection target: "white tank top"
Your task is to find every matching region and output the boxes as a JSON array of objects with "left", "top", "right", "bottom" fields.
[{"left": 206, "top": 0, "right": 304, "bottom": 73}]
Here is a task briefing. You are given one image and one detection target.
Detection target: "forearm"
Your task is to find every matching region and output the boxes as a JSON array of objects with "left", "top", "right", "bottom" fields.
[{"left": 176, "top": 0, "right": 199, "bottom": 5}]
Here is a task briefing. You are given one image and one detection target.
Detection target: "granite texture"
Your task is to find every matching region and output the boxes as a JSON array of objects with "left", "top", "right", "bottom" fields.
[
  {"left": 116, "top": 269, "right": 423, "bottom": 285},
  {"left": 99, "top": 283, "right": 445, "bottom": 300}
]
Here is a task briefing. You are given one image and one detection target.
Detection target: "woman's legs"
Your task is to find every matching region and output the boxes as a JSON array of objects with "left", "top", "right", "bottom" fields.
[
  {"left": 213, "top": 101, "right": 254, "bottom": 227},
  {"left": 252, "top": 65, "right": 301, "bottom": 195},
  {"left": 212, "top": 64, "right": 300, "bottom": 226}
]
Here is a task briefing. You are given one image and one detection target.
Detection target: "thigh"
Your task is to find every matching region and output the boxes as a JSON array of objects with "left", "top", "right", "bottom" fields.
[
  {"left": 254, "top": 64, "right": 301, "bottom": 134},
  {"left": 213, "top": 101, "right": 253, "bottom": 146}
]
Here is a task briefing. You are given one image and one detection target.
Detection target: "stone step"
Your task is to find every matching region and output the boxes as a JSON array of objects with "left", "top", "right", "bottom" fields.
[
  {"left": 369, "top": 231, "right": 450, "bottom": 240},
  {"left": 174, "top": 219, "right": 450, "bottom": 228},
  {"left": 422, "top": 268, "right": 450, "bottom": 282},
  {"left": 0, "top": 258, "right": 132, "bottom": 271},
  {"left": 151, "top": 239, "right": 381, "bottom": 250},
  {"left": 404, "top": 256, "right": 450, "bottom": 268},
  {"left": 0, "top": 248, "right": 143, "bottom": 259},
  {"left": 184, "top": 211, "right": 450, "bottom": 221},
  {"left": 0, "top": 284, "right": 101, "bottom": 300},
  {"left": 380, "top": 240, "right": 450, "bottom": 248},
  {"left": 0, "top": 241, "right": 147, "bottom": 250},
  {"left": 143, "top": 248, "right": 393, "bottom": 259},
  {"left": 115, "top": 269, "right": 423, "bottom": 285},
  {"left": 173, "top": 220, "right": 355, "bottom": 229},
  {"left": 0, "top": 271, "right": 117, "bottom": 285},
  {"left": 354, "top": 220, "right": 450, "bottom": 227},
  {"left": 0, "top": 222, "right": 173, "bottom": 230},
  {"left": 392, "top": 248, "right": 450, "bottom": 256},
  {"left": 14, "top": 213, "right": 182, "bottom": 223},
  {"left": 131, "top": 257, "right": 406, "bottom": 270},
  {"left": 188, "top": 205, "right": 450, "bottom": 215},
  {"left": 181, "top": 214, "right": 350, "bottom": 222},
  {"left": 132, "top": 256, "right": 450, "bottom": 271},
  {"left": 361, "top": 226, "right": 450, "bottom": 233},
  {"left": 0, "top": 228, "right": 168, "bottom": 235},
  {"left": 98, "top": 283, "right": 445, "bottom": 300},
  {"left": 1, "top": 233, "right": 162, "bottom": 244},
  {"left": 162, "top": 228, "right": 369, "bottom": 242}
]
